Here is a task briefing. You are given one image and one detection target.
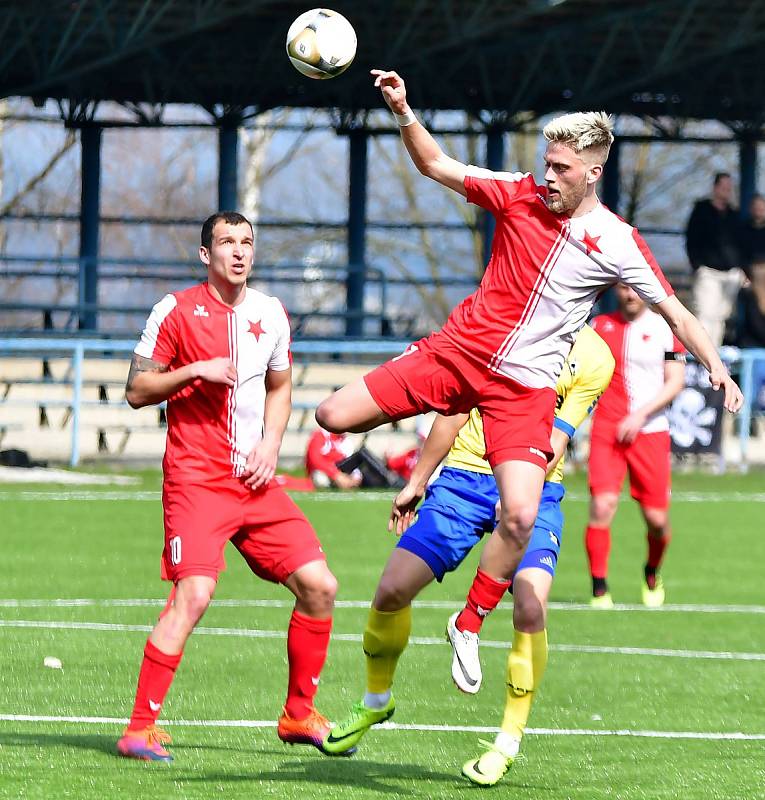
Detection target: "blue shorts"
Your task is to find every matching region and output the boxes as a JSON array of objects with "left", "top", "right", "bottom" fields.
[{"left": 397, "top": 467, "right": 564, "bottom": 582}]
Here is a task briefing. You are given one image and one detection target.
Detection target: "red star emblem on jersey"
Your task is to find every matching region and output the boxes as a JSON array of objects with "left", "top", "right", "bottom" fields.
[
  {"left": 642, "top": 333, "right": 651, "bottom": 342},
  {"left": 581, "top": 231, "right": 602, "bottom": 254},
  {"left": 248, "top": 319, "right": 265, "bottom": 341}
]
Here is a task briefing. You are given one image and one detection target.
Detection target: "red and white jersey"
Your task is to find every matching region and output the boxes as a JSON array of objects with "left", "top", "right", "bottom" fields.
[
  {"left": 134, "top": 282, "right": 292, "bottom": 483},
  {"left": 591, "top": 309, "right": 685, "bottom": 433},
  {"left": 305, "top": 429, "right": 354, "bottom": 479},
  {"left": 437, "top": 168, "right": 673, "bottom": 389}
]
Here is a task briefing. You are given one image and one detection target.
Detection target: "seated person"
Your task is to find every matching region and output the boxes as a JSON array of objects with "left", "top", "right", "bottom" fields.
[
  {"left": 385, "top": 415, "right": 432, "bottom": 482},
  {"left": 305, "top": 427, "right": 361, "bottom": 489}
]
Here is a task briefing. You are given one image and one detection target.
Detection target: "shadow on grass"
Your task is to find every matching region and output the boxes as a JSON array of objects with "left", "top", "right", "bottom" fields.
[
  {"left": 0, "top": 731, "right": 117, "bottom": 757},
  {"left": 0, "top": 731, "right": 255, "bottom": 759},
  {"left": 177, "top": 757, "right": 461, "bottom": 794}
]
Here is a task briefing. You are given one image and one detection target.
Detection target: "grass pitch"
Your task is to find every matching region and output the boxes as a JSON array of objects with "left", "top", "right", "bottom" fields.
[{"left": 1, "top": 470, "right": 764, "bottom": 799}]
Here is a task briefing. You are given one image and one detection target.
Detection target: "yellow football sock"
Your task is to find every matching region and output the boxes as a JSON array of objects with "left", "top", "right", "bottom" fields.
[
  {"left": 500, "top": 628, "right": 548, "bottom": 740},
  {"left": 363, "top": 605, "right": 412, "bottom": 694}
]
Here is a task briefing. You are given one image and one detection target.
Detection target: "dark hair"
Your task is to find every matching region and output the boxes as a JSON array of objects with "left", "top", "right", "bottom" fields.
[
  {"left": 200, "top": 211, "right": 253, "bottom": 249},
  {"left": 713, "top": 172, "right": 731, "bottom": 186}
]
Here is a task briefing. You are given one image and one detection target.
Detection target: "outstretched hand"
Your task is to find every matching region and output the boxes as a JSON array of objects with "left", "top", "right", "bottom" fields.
[
  {"left": 709, "top": 366, "right": 744, "bottom": 413},
  {"left": 388, "top": 481, "right": 424, "bottom": 536},
  {"left": 371, "top": 69, "right": 408, "bottom": 114}
]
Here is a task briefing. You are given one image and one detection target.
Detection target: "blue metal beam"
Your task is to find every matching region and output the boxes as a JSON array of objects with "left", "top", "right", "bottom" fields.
[
  {"left": 481, "top": 128, "right": 505, "bottom": 266},
  {"left": 601, "top": 137, "right": 621, "bottom": 215},
  {"left": 218, "top": 118, "right": 239, "bottom": 211},
  {"left": 739, "top": 137, "right": 758, "bottom": 217},
  {"left": 346, "top": 129, "right": 368, "bottom": 337},
  {"left": 78, "top": 124, "right": 102, "bottom": 331}
]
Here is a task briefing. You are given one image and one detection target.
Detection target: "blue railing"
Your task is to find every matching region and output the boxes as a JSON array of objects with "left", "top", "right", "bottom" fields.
[
  {"left": 0, "top": 337, "right": 412, "bottom": 466},
  {"left": 0, "top": 338, "right": 762, "bottom": 468}
]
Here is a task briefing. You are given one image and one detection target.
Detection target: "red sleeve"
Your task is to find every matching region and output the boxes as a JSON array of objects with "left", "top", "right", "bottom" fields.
[
  {"left": 386, "top": 447, "right": 418, "bottom": 481},
  {"left": 630, "top": 230, "right": 675, "bottom": 298},
  {"left": 305, "top": 431, "right": 342, "bottom": 479},
  {"left": 464, "top": 168, "right": 536, "bottom": 215}
]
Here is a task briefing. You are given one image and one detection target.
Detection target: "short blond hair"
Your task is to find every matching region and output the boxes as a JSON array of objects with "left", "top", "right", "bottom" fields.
[{"left": 543, "top": 111, "right": 614, "bottom": 162}]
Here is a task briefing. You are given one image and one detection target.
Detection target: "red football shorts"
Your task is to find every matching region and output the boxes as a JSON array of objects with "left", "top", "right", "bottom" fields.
[
  {"left": 161, "top": 480, "right": 325, "bottom": 583},
  {"left": 588, "top": 421, "right": 671, "bottom": 509},
  {"left": 364, "top": 334, "right": 555, "bottom": 470}
]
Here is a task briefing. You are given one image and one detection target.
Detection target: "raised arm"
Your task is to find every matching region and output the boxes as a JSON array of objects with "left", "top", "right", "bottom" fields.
[
  {"left": 654, "top": 294, "right": 742, "bottom": 412},
  {"left": 372, "top": 69, "right": 468, "bottom": 196},
  {"left": 125, "top": 353, "right": 236, "bottom": 408}
]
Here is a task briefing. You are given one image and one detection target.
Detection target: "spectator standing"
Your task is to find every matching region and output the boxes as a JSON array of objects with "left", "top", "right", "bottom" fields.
[{"left": 685, "top": 172, "right": 745, "bottom": 346}]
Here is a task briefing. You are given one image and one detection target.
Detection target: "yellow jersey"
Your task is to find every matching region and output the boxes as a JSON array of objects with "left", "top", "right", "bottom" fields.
[{"left": 443, "top": 325, "right": 615, "bottom": 483}]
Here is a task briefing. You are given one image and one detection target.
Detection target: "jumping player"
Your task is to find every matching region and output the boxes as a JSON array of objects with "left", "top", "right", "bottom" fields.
[
  {"left": 316, "top": 69, "right": 742, "bottom": 627},
  {"left": 584, "top": 283, "right": 686, "bottom": 608},
  {"left": 322, "top": 325, "right": 614, "bottom": 790},
  {"left": 116, "top": 212, "right": 348, "bottom": 762}
]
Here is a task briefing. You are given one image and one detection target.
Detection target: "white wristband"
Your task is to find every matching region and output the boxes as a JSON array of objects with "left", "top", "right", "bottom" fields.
[{"left": 393, "top": 109, "right": 417, "bottom": 127}]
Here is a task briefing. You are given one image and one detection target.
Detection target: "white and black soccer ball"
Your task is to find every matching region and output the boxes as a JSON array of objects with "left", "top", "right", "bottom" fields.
[{"left": 286, "top": 8, "right": 357, "bottom": 80}]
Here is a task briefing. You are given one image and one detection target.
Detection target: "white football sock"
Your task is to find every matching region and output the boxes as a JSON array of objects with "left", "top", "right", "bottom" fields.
[
  {"left": 495, "top": 731, "right": 521, "bottom": 758},
  {"left": 363, "top": 690, "right": 392, "bottom": 710}
]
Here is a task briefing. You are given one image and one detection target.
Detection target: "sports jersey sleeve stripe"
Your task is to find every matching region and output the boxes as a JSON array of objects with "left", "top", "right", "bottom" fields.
[
  {"left": 463, "top": 165, "right": 532, "bottom": 214},
  {"left": 268, "top": 300, "right": 292, "bottom": 371},
  {"left": 552, "top": 417, "right": 576, "bottom": 437},
  {"left": 134, "top": 293, "right": 178, "bottom": 362},
  {"left": 625, "top": 229, "right": 675, "bottom": 300},
  {"left": 671, "top": 333, "right": 686, "bottom": 354}
]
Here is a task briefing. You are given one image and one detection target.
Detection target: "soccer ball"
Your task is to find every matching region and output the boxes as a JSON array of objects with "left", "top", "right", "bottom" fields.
[{"left": 286, "top": 8, "right": 356, "bottom": 80}]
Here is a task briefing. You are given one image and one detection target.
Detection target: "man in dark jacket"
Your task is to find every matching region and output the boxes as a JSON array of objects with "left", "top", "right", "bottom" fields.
[{"left": 685, "top": 172, "right": 745, "bottom": 346}]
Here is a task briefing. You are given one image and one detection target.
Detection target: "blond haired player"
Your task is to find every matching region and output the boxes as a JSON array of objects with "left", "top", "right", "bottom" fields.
[
  {"left": 316, "top": 71, "right": 743, "bottom": 678},
  {"left": 323, "top": 326, "right": 614, "bottom": 788}
]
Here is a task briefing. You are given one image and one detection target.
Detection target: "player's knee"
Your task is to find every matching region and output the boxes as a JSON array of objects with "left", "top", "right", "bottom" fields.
[
  {"left": 373, "top": 576, "right": 413, "bottom": 612},
  {"left": 296, "top": 569, "right": 338, "bottom": 614},
  {"left": 315, "top": 397, "right": 343, "bottom": 433},
  {"left": 177, "top": 587, "right": 213, "bottom": 625},
  {"left": 591, "top": 495, "right": 617, "bottom": 524},
  {"left": 644, "top": 509, "right": 668, "bottom": 535},
  {"left": 497, "top": 504, "right": 536, "bottom": 547},
  {"left": 513, "top": 591, "right": 545, "bottom": 631}
]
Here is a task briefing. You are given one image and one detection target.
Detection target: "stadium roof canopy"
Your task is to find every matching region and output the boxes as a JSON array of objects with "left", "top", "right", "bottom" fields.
[{"left": 2, "top": 0, "right": 765, "bottom": 128}]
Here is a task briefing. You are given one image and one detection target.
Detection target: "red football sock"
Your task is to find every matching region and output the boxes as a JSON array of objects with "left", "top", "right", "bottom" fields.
[
  {"left": 646, "top": 532, "right": 671, "bottom": 570},
  {"left": 285, "top": 610, "right": 332, "bottom": 720},
  {"left": 585, "top": 525, "right": 611, "bottom": 579},
  {"left": 127, "top": 639, "right": 183, "bottom": 731},
  {"left": 456, "top": 568, "right": 510, "bottom": 634}
]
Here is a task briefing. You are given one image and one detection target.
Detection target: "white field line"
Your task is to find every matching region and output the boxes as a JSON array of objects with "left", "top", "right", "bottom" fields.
[
  {"left": 3, "top": 490, "right": 765, "bottom": 503},
  {"left": 1, "top": 597, "right": 765, "bottom": 615},
  {"left": 0, "top": 714, "right": 763, "bottom": 741},
  {"left": 1, "top": 619, "right": 764, "bottom": 662}
]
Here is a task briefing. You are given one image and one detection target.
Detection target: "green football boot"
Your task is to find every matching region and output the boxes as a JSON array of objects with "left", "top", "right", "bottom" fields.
[
  {"left": 462, "top": 739, "right": 516, "bottom": 787},
  {"left": 322, "top": 697, "right": 396, "bottom": 754}
]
